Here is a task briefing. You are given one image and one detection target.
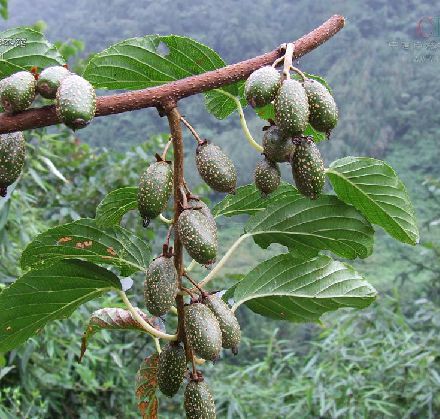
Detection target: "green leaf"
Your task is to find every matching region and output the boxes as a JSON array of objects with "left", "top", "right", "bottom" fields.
[
  {"left": 0, "top": 260, "right": 121, "bottom": 353},
  {"left": 303, "top": 124, "right": 327, "bottom": 143},
  {"left": 95, "top": 187, "right": 138, "bottom": 227},
  {"left": 0, "top": 27, "right": 65, "bottom": 78},
  {"left": 254, "top": 103, "right": 275, "bottom": 121},
  {"left": 136, "top": 353, "right": 159, "bottom": 419},
  {"left": 232, "top": 254, "right": 376, "bottom": 322},
  {"left": 245, "top": 190, "right": 374, "bottom": 259},
  {"left": 204, "top": 82, "right": 245, "bottom": 120},
  {"left": 303, "top": 72, "right": 333, "bottom": 93},
  {"left": 327, "top": 157, "right": 419, "bottom": 245},
  {"left": 21, "top": 219, "right": 150, "bottom": 276},
  {"left": 0, "top": 0, "right": 8, "bottom": 20}
]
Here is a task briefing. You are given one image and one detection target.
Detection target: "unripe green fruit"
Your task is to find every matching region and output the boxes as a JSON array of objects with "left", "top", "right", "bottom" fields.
[
  {"left": 254, "top": 157, "right": 281, "bottom": 197},
  {"left": 0, "top": 132, "right": 26, "bottom": 197},
  {"left": 184, "top": 380, "right": 216, "bottom": 419},
  {"left": 157, "top": 343, "right": 187, "bottom": 397},
  {"left": 0, "top": 71, "right": 36, "bottom": 113},
  {"left": 195, "top": 141, "right": 237, "bottom": 194},
  {"left": 144, "top": 255, "right": 178, "bottom": 316},
  {"left": 185, "top": 303, "right": 222, "bottom": 361},
  {"left": 137, "top": 160, "right": 173, "bottom": 227},
  {"left": 37, "top": 66, "right": 70, "bottom": 99},
  {"left": 56, "top": 74, "right": 96, "bottom": 130},
  {"left": 291, "top": 137, "right": 325, "bottom": 200},
  {"left": 245, "top": 66, "right": 280, "bottom": 108},
  {"left": 187, "top": 197, "right": 216, "bottom": 231},
  {"left": 203, "top": 295, "right": 241, "bottom": 353},
  {"left": 262, "top": 125, "right": 295, "bottom": 163},
  {"left": 303, "top": 79, "right": 338, "bottom": 133},
  {"left": 178, "top": 209, "right": 217, "bottom": 265},
  {"left": 274, "top": 79, "right": 309, "bottom": 137}
]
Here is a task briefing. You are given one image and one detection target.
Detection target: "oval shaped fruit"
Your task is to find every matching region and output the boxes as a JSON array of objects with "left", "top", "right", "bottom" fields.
[
  {"left": 138, "top": 160, "right": 173, "bottom": 227},
  {"left": 56, "top": 74, "right": 96, "bottom": 130},
  {"left": 254, "top": 157, "right": 281, "bottom": 197},
  {"left": 262, "top": 125, "right": 295, "bottom": 163},
  {"left": 203, "top": 295, "right": 241, "bottom": 353},
  {"left": 37, "top": 66, "right": 70, "bottom": 99},
  {"left": 185, "top": 303, "right": 222, "bottom": 361},
  {"left": 0, "top": 132, "right": 26, "bottom": 197},
  {"left": 244, "top": 66, "right": 280, "bottom": 108},
  {"left": 187, "top": 197, "right": 216, "bottom": 231},
  {"left": 303, "top": 78, "right": 338, "bottom": 133},
  {"left": 184, "top": 379, "right": 216, "bottom": 419},
  {"left": 0, "top": 71, "right": 36, "bottom": 114},
  {"left": 195, "top": 141, "right": 236, "bottom": 194},
  {"left": 157, "top": 343, "right": 187, "bottom": 397},
  {"left": 178, "top": 209, "right": 217, "bottom": 265},
  {"left": 291, "top": 137, "right": 325, "bottom": 199},
  {"left": 144, "top": 255, "right": 178, "bottom": 316},
  {"left": 274, "top": 79, "right": 309, "bottom": 137}
]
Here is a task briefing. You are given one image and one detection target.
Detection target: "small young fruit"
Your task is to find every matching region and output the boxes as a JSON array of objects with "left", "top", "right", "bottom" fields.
[
  {"left": 37, "top": 66, "right": 70, "bottom": 99},
  {"left": 187, "top": 197, "right": 216, "bottom": 231},
  {"left": 157, "top": 343, "right": 187, "bottom": 397},
  {"left": 262, "top": 125, "right": 295, "bottom": 163},
  {"left": 144, "top": 255, "right": 178, "bottom": 316},
  {"left": 0, "top": 132, "right": 26, "bottom": 197},
  {"left": 303, "top": 78, "right": 338, "bottom": 133},
  {"left": 244, "top": 66, "right": 280, "bottom": 108},
  {"left": 254, "top": 157, "right": 281, "bottom": 197},
  {"left": 291, "top": 137, "right": 325, "bottom": 199},
  {"left": 178, "top": 209, "right": 217, "bottom": 265},
  {"left": 184, "top": 379, "right": 216, "bottom": 419},
  {"left": 185, "top": 303, "right": 222, "bottom": 361},
  {"left": 0, "top": 71, "right": 36, "bottom": 113},
  {"left": 274, "top": 79, "right": 309, "bottom": 137},
  {"left": 56, "top": 74, "right": 96, "bottom": 130},
  {"left": 195, "top": 141, "right": 236, "bottom": 194},
  {"left": 203, "top": 295, "right": 241, "bottom": 353},
  {"left": 137, "top": 160, "right": 173, "bottom": 227}
]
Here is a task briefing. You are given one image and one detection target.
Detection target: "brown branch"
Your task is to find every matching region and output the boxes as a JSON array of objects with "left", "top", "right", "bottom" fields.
[{"left": 0, "top": 15, "right": 345, "bottom": 134}]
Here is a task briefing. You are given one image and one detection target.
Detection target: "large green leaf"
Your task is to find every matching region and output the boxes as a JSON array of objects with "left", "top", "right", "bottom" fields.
[
  {"left": 0, "top": 27, "right": 65, "bottom": 78},
  {"left": 95, "top": 187, "right": 138, "bottom": 227},
  {"left": 232, "top": 254, "right": 376, "bottom": 322},
  {"left": 0, "top": 260, "right": 121, "bottom": 353},
  {"left": 21, "top": 219, "right": 150, "bottom": 276},
  {"left": 245, "top": 190, "right": 374, "bottom": 259},
  {"left": 327, "top": 157, "right": 419, "bottom": 245}
]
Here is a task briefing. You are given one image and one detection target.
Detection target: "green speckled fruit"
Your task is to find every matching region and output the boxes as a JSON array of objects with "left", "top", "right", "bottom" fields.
[
  {"left": 254, "top": 157, "right": 281, "bottom": 197},
  {"left": 37, "top": 66, "right": 70, "bottom": 99},
  {"left": 303, "top": 79, "right": 338, "bottom": 133},
  {"left": 178, "top": 209, "right": 217, "bottom": 265},
  {"left": 203, "top": 295, "right": 241, "bottom": 353},
  {"left": 56, "top": 74, "right": 96, "bottom": 130},
  {"left": 0, "top": 71, "right": 36, "bottom": 113},
  {"left": 245, "top": 66, "right": 280, "bottom": 108},
  {"left": 184, "top": 379, "right": 216, "bottom": 419},
  {"left": 195, "top": 141, "right": 236, "bottom": 194},
  {"left": 262, "top": 125, "right": 295, "bottom": 163},
  {"left": 291, "top": 137, "right": 325, "bottom": 199},
  {"left": 144, "top": 255, "right": 178, "bottom": 316},
  {"left": 0, "top": 132, "right": 25, "bottom": 197},
  {"left": 187, "top": 197, "right": 216, "bottom": 231},
  {"left": 274, "top": 79, "right": 309, "bottom": 137},
  {"left": 137, "top": 160, "right": 173, "bottom": 227},
  {"left": 157, "top": 343, "right": 187, "bottom": 397},
  {"left": 185, "top": 303, "right": 222, "bottom": 361}
]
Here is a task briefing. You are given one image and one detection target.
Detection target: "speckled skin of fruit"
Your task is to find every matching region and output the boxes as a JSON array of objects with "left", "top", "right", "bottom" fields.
[
  {"left": 178, "top": 209, "right": 217, "bottom": 265},
  {"left": 56, "top": 74, "right": 96, "bottom": 130},
  {"left": 254, "top": 157, "right": 281, "bottom": 196},
  {"left": 274, "top": 79, "right": 309, "bottom": 137},
  {"left": 203, "top": 295, "right": 241, "bottom": 353},
  {"left": 0, "top": 132, "right": 25, "bottom": 197},
  {"left": 157, "top": 343, "right": 187, "bottom": 397},
  {"left": 185, "top": 303, "right": 222, "bottom": 361},
  {"left": 0, "top": 71, "right": 36, "bottom": 114},
  {"left": 187, "top": 198, "right": 216, "bottom": 231},
  {"left": 303, "top": 79, "right": 338, "bottom": 133},
  {"left": 244, "top": 66, "right": 280, "bottom": 108},
  {"left": 37, "top": 66, "right": 70, "bottom": 99},
  {"left": 184, "top": 380, "right": 216, "bottom": 419},
  {"left": 137, "top": 161, "right": 173, "bottom": 226},
  {"left": 195, "top": 142, "right": 237, "bottom": 193},
  {"left": 262, "top": 125, "right": 295, "bottom": 163},
  {"left": 143, "top": 255, "right": 178, "bottom": 316},
  {"left": 291, "top": 137, "right": 325, "bottom": 199}
]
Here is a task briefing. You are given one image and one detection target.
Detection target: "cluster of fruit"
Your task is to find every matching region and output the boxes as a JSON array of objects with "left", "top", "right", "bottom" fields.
[{"left": 245, "top": 65, "right": 338, "bottom": 199}]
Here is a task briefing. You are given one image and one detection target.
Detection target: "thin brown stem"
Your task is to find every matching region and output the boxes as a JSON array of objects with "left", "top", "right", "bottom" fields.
[
  {"left": 180, "top": 116, "right": 203, "bottom": 144},
  {"left": 183, "top": 272, "right": 205, "bottom": 295}
]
